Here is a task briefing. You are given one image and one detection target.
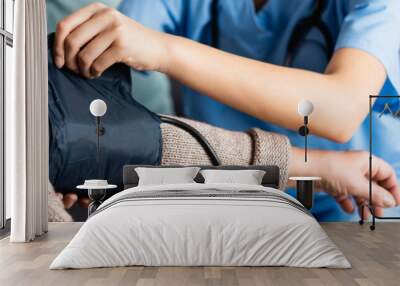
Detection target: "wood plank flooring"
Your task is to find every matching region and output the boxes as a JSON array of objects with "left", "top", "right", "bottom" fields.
[{"left": 0, "top": 222, "right": 399, "bottom": 286}]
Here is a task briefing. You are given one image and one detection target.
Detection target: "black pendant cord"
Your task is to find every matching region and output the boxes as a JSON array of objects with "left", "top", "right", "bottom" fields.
[
  {"left": 159, "top": 115, "right": 222, "bottom": 166},
  {"left": 96, "top": 117, "right": 101, "bottom": 178},
  {"left": 305, "top": 133, "right": 308, "bottom": 162},
  {"left": 304, "top": 116, "right": 309, "bottom": 162}
]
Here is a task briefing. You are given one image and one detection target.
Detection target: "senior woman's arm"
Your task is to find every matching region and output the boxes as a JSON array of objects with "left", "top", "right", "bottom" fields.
[
  {"left": 53, "top": 3, "right": 387, "bottom": 143},
  {"left": 47, "top": 113, "right": 400, "bottom": 221},
  {"left": 160, "top": 116, "right": 400, "bottom": 219}
]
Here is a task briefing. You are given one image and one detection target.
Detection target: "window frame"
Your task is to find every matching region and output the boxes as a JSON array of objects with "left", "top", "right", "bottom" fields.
[{"left": 0, "top": 0, "right": 14, "bottom": 235}]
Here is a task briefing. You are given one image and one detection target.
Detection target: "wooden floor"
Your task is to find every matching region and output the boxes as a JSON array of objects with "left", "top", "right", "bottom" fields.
[{"left": 0, "top": 222, "right": 399, "bottom": 286}]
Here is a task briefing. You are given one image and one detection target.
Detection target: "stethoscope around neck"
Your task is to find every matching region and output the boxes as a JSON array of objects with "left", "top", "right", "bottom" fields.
[{"left": 210, "top": 0, "right": 335, "bottom": 66}]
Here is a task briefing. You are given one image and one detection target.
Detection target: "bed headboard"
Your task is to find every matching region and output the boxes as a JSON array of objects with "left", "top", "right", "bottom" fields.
[{"left": 123, "top": 165, "right": 280, "bottom": 189}]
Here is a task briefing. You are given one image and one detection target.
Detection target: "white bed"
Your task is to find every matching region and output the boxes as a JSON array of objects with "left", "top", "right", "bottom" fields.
[{"left": 50, "top": 183, "right": 350, "bottom": 269}]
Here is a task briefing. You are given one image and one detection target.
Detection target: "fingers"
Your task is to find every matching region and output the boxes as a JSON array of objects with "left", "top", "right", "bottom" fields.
[
  {"left": 380, "top": 179, "right": 400, "bottom": 206},
  {"left": 360, "top": 205, "right": 370, "bottom": 220},
  {"left": 356, "top": 197, "right": 370, "bottom": 220},
  {"left": 77, "top": 28, "right": 117, "bottom": 78},
  {"left": 54, "top": 2, "right": 107, "bottom": 68},
  {"left": 336, "top": 195, "right": 385, "bottom": 220},
  {"left": 374, "top": 206, "right": 384, "bottom": 217},
  {"left": 64, "top": 8, "right": 117, "bottom": 73},
  {"left": 79, "top": 198, "right": 91, "bottom": 209},
  {"left": 351, "top": 176, "right": 396, "bottom": 209},
  {"left": 351, "top": 155, "right": 400, "bottom": 208},
  {"left": 54, "top": 191, "right": 91, "bottom": 209},
  {"left": 356, "top": 199, "right": 384, "bottom": 220},
  {"left": 391, "top": 188, "right": 400, "bottom": 206},
  {"left": 368, "top": 181, "right": 396, "bottom": 208},
  {"left": 90, "top": 46, "right": 122, "bottom": 77},
  {"left": 56, "top": 192, "right": 78, "bottom": 209},
  {"left": 63, "top": 193, "right": 78, "bottom": 209},
  {"left": 370, "top": 156, "right": 400, "bottom": 205},
  {"left": 335, "top": 195, "right": 354, "bottom": 213}
]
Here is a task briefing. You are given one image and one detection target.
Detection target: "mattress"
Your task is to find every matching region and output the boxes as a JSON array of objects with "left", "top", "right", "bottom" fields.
[{"left": 50, "top": 183, "right": 351, "bottom": 269}]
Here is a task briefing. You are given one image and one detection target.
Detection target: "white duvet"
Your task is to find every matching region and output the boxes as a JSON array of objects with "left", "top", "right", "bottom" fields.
[{"left": 50, "top": 183, "right": 351, "bottom": 269}]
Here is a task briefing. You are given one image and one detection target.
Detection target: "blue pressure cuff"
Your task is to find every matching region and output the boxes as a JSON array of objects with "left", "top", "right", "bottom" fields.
[{"left": 47, "top": 34, "right": 162, "bottom": 194}]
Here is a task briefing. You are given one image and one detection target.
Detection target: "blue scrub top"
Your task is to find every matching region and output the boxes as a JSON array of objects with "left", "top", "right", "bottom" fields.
[{"left": 119, "top": 0, "right": 400, "bottom": 221}]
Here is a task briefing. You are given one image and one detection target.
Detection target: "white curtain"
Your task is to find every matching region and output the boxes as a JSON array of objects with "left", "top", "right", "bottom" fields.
[{"left": 8, "top": 0, "right": 48, "bottom": 242}]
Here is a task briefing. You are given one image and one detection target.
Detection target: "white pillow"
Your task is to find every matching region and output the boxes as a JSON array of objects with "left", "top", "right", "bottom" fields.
[
  {"left": 135, "top": 167, "right": 200, "bottom": 186},
  {"left": 200, "top": 169, "right": 266, "bottom": 185}
]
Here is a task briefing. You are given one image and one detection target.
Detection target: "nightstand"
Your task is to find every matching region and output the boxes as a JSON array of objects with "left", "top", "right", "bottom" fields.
[
  {"left": 289, "top": 177, "right": 321, "bottom": 210},
  {"left": 77, "top": 180, "right": 117, "bottom": 216}
]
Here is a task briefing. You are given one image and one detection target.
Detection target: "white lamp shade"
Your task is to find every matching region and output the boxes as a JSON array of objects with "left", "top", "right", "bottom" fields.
[
  {"left": 298, "top": 100, "right": 314, "bottom": 116},
  {"left": 90, "top": 99, "right": 107, "bottom": 117}
]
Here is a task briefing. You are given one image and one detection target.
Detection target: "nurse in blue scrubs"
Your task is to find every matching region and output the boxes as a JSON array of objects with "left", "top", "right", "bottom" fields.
[{"left": 51, "top": 0, "right": 400, "bottom": 221}]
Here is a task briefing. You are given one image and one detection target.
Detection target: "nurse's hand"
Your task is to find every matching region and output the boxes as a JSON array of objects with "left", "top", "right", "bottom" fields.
[
  {"left": 314, "top": 150, "right": 400, "bottom": 219},
  {"left": 53, "top": 3, "right": 167, "bottom": 77}
]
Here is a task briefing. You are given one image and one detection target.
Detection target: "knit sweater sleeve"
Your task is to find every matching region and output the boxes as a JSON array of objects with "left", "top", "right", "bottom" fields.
[{"left": 160, "top": 116, "right": 291, "bottom": 190}]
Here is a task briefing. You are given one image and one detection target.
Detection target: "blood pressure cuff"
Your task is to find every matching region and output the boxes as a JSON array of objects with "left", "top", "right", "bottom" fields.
[{"left": 48, "top": 34, "right": 162, "bottom": 194}]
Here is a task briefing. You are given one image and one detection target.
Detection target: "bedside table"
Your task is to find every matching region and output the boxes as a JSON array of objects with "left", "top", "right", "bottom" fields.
[
  {"left": 77, "top": 180, "right": 117, "bottom": 216},
  {"left": 289, "top": 177, "right": 321, "bottom": 210}
]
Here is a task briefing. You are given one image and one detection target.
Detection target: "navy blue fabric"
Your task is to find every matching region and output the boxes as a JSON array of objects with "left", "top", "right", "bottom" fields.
[{"left": 47, "top": 34, "right": 162, "bottom": 194}]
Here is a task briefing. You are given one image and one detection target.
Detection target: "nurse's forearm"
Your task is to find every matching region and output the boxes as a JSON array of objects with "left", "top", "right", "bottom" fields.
[{"left": 162, "top": 35, "right": 386, "bottom": 143}]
